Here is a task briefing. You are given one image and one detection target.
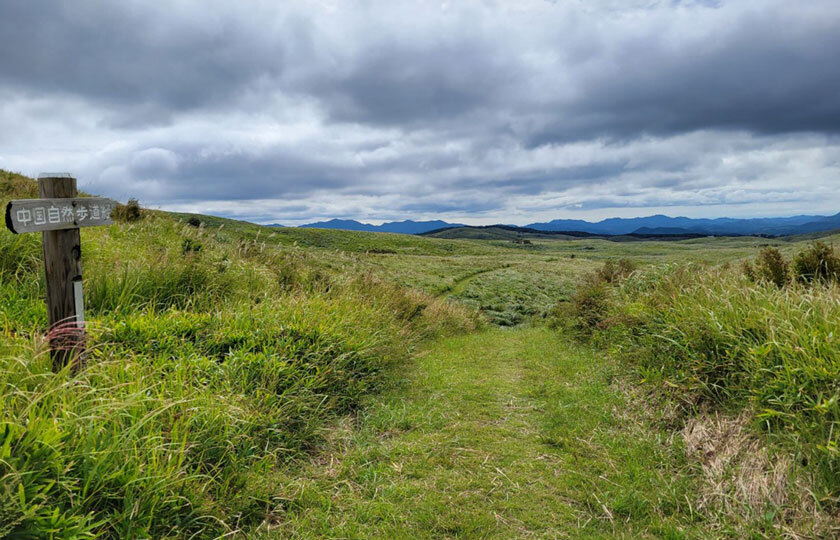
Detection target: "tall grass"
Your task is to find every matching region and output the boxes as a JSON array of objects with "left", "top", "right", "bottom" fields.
[
  {"left": 0, "top": 185, "right": 477, "bottom": 537},
  {"left": 559, "top": 262, "right": 840, "bottom": 500},
  {"left": 85, "top": 257, "right": 236, "bottom": 314},
  {"left": 0, "top": 232, "right": 40, "bottom": 281}
]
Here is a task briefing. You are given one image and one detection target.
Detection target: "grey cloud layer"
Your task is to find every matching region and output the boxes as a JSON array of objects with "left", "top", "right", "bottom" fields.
[{"left": 0, "top": 0, "right": 838, "bottom": 223}]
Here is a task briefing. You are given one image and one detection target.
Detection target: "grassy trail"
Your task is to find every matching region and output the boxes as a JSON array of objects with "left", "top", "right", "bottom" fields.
[
  {"left": 443, "top": 264, "right": 512, "bottom": 297},
  {"left": 267, "top": 327, "right": 707, "bottom": 539}
]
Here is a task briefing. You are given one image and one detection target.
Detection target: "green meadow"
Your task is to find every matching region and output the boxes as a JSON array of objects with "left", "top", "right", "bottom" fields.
[{"left": 2, "top": 169, "right": 839, "bottom": 538}]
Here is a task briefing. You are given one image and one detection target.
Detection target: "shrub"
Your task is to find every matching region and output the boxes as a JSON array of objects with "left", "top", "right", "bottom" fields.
[
  {"left": 187, "top": 216, "right": 201, "bottom": 228},
  {"left": 596, "top": 258, "right": 636, "bottom": 284},
  {"left": 569, "top": 279, "right": 610, "bottom": 332},
  {"left": 753, "top": 247, "right": 789, "bottom": 287},
  {"left": 741, "top": 259, "right": 756, "bottom": 281},
  {"left": 112, "top": 198, "right": 142, "bottom": 223},
  {"left": 554, "top": 259, "right": 636, "bottom": 333},
  {"left": 792, "top": 241, "right": 840, "bottom": 283}
]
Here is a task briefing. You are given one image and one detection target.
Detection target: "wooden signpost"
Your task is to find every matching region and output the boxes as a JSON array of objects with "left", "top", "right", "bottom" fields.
[{"left": 5, "top": 173, "right": 117, "bottom": 371}]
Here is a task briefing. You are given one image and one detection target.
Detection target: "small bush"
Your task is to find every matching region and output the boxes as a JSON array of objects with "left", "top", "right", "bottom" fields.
[
  {"left": 112, "top": 198, "right": 142, "bottom": 223},
  {"left": 792, "top": 241, "right": 840, "bottom": 283},
  {"left": 187, "top": 217, "right": 201, "bottom": 228},
  {"left": 595, "top": 258, "right": 637, "bottom": 284},
  {"left": 753, "top": 247, "right": 789, "bottom": 287},
  {"left": 741, "top": 259, "right": 756, "bottom": 281},
  {"left": 554, "top": 259, "right": 637, "bottom": 333},
  {"left": 570, "top": 279, "right": 610, "bottom": 332}
]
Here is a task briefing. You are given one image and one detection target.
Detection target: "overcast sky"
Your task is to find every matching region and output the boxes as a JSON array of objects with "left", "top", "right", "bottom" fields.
[{"left": 1, "top": 0, "right": 838, "bottom": 225}]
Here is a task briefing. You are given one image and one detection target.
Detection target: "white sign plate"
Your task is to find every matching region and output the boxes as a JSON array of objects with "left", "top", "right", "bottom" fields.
[{"left": 5, "top": 197, "right": 117, "bottom": 234}]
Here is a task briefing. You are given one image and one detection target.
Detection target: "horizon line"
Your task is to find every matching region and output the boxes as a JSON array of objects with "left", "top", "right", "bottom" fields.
[{"left": 255, "top": 210, "right": 839, "bottom": 228}]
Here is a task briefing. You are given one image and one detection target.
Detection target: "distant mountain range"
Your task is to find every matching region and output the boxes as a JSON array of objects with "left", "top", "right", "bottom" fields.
[
  {"left": 293, "top": 213, "right": 840, "bottom": 237},
  {"left": 525, "top": 213, "right": 840, "bottom": 236}
]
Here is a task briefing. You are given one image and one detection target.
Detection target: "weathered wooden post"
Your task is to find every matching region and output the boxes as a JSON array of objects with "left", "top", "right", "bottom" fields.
[
  {"left": 5, "top": 173, "right": 117, "bottom": 371},
  {"left": 39, "top": 174, "right": 85, "bottom": 371}
]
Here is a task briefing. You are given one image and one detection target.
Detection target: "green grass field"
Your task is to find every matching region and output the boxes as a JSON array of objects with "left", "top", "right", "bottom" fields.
[{"left": 2, "top": 170, "right": 839, "bottom": 538}]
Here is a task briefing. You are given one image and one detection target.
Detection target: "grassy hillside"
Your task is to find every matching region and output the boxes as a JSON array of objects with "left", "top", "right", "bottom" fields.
[
  {"left": 554, "top": 249, "right": 840, "bottom": 532},
  {"left": 0, "top": 174, "right": 478, "bottom": 538},
  {"left": 3, "top": 171, "right": 840, "bottom": 537},
  {"left": 0, "top": 170, "right": 38, "bottom": 200},
  {"left": 421, "top": 225, "right": 583, "bottom": 241},
  {"left": 168, "top": 212, "right": 513, "bottom": 256}
]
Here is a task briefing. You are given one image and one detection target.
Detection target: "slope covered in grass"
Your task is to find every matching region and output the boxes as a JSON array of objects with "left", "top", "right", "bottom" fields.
[
  {"left": 556, "top": 254, "right": 840, "bottom": 531},
  {"left": 169, "top": 212, "right": 512, "bottom": 256},
  {"left": 0, "top": 173, "right": 478, "bottom": 538},
  {"left": 422, "top": 225, "right": 582, "bottom": 241}
]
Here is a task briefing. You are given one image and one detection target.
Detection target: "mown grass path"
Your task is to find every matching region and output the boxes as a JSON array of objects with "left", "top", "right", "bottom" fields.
[
  {"left": 267, "top": 328, "right": 707, "bottom": 539},
  {"left": 442, "top": 264, "right": 512, "bottom": 297}
]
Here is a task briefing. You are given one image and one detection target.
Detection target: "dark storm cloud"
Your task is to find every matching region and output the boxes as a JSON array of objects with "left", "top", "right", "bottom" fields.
[
  {"left": 526, "top": 7, "right": 840, "bottom": 145},
  {"left": 0, "top": 0, "right": 838, "bottom": 223},
  {"left": 286, "top": 2, "right": 840, "bottom": 142},
  {"left": 0, "top": 1, "right": 291, "bottom": 117},
  {"left": 121, "top": 145, "right": 359, "bottom": 201},
  {"left": 6, "top": 1, "right": 838, "bottom": 139},
  {"left": 298, "top": 37, "right": 520, "bottom": 127}
]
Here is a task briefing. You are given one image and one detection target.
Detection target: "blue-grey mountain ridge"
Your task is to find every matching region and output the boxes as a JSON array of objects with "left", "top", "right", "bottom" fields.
[{"left": 291, "top": 213, "right": 840, "bottom": 236}]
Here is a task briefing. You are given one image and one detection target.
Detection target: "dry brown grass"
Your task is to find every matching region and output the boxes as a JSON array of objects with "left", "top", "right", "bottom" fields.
[
  {"left": 682, "top": 412, "right": 840, "bottom": 538},
  {"left": 613, "top": 379, "right": 840, "bottom": 537},
  {"left": 683, "top": 412, "right": 790, "bottom": 511}
]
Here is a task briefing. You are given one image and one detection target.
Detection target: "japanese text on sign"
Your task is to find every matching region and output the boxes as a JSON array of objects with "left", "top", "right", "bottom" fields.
[{"left": 6, "top": 197, "right": 117, "bottom": 234}]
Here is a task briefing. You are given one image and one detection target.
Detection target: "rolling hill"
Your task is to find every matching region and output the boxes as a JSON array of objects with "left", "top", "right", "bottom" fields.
[{"left": 421, "top": 224, "right": 709, "bottom": 242}]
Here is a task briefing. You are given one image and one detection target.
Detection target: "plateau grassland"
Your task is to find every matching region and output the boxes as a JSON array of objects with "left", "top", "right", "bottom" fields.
[{"left": 2, "top": 169, "right": 839, "bottom": 538}]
